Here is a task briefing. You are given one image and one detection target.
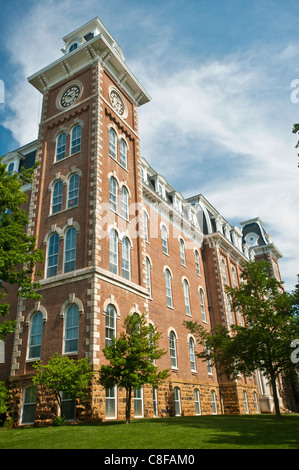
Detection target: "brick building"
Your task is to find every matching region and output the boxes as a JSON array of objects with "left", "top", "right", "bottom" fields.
[{"left": 0, "top": 18, "right": 291, "bottom": 425}]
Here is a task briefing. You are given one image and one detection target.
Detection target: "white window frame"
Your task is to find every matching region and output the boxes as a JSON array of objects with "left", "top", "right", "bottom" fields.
[
  {"left": 169, "top": 331, "right": 177, "bottom": 369},
  {"left": 134, "top": 387, "right": 144, "bottom": 418},
  {"left": 165, "top": 269, "right": 173, "bottom": 308},
  {"left": 174, "top": 387, "right": 181, "bottom": 416}
]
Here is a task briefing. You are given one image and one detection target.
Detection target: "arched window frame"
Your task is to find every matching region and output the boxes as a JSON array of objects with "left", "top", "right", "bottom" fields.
[
  {"left": 161, "top": 224, "right": 168, "bottom": 255},
  {"left": 52, "top": 180, "right": 63, "bottom": 214},
  {"left": 46, "top": 232, "right": 60, "bottom": 278},
  {"left": 188, "top": 336, "right": 196, "bottom": 371},
  {"left": 121, "top": 236, "right": 131, "bottom": 281},
  {"left": 63, "top": 303, "right": 79, "bottom": 354},
  {"left": 27, "top": 312, "right": 44, "bottom": 360},
  {"left": 70, "top": 125, "right": 81, "bottom": 155},
  {"left": 67, "top": 173, "right": 80, "bottom": 209},
  {"left": 109, "top": 128, "right": 117, "bottom": 160},
  {"left": 109, "top": 228, "right": 119, "bottom": 275},
  {"left": 199, "top": 287, "right": 207, "bottom": 323},
  {"left": 179, "top": 238, "right": 186, "bottom": 266},
  {"left": 119, "top": 138, "right": 127, "bottom": 169},
  {"left": 105, "top": 304, "right": 117, "bottom": 346},
  {"left": 56, "top": 132, "right": 66, "bottom": 161},
  {"left": 164, "top": 268, "right": 173, "bottom": 308},
  {"left": 63, "top": 226, "right": 77, "bottom": 273},
  {"left": 120, "top": 185, "right": 129, "bottom": 220},
  {"left": 109, "top": 176, "right": 118, "bottom": 212},
  {"left": 169, "top": 330, "right": 178, "bottom": 369},
  {"left": 183, "top": 278, "right": 191, "bottom": 316},
  {"left": 195, "top": 249, "right": 201, "bottom": 276}
]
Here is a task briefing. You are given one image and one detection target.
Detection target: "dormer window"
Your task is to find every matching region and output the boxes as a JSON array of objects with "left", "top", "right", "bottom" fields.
[
  {"left": 157, "top": 182, "right": 165, "bottom": 198},
  {"left": 69, "top": 42, "right": 78, "bottom": 52}
]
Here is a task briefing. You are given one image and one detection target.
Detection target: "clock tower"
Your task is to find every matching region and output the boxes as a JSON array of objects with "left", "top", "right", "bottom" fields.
[{"left": 9, "top": 18, "right": 152, "bottom": 423}]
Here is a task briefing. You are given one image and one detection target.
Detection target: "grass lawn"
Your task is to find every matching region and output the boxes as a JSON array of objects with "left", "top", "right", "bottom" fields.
[{"left": 0, "top": 414, "right": 299, "bottom": 449}]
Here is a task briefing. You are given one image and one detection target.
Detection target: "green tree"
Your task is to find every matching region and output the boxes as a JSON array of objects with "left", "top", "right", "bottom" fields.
[
  {"left": 32, "top": 353, "right": 94, "bottom": 420},
  {"left": 0, "top": 381, "right": 9, "bottom": 417},
  {"left": 0, "top": 158, "right": 44, "bottom": 340},
  {"left": 98, "top": 313, "right": 169, "bottom": 424},
  {"left": 185, "top": 260, "right": 299, "bottom": 418}
]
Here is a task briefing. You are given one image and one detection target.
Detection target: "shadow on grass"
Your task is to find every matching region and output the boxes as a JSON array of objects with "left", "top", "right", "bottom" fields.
[{"left": 78, "top": 414, "right": 299, "bottom": 449}]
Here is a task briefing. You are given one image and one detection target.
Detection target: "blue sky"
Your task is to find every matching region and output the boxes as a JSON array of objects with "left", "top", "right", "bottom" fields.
[{"left": 0, "top": 0, "right": 298, "bottom": 291}]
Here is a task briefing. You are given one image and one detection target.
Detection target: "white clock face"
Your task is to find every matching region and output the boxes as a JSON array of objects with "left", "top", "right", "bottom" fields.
[
  {"left": 109, "top": 88, "right": 127, "bottom": 118},
  {"left": 60, "top": 85, "right": 81, "bottom": 108}
]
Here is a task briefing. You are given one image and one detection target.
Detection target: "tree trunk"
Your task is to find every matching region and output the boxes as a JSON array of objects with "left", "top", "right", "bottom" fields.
[
  {"left": 125, "top": 387, "right": 132, "bottom": 424},
  {"left": 269, "top": 370, "right": 281, "bottom": 418}
]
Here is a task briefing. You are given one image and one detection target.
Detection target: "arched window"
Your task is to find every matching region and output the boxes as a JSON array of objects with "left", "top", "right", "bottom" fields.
[
  {"left": 226, "top": 294, "right": 234, "bottom": 325},
  {"left": 206, "top": 348, "right": 213, "bottom": 375},
  {"left": 47, "top": 232, "right": 59, "bottom": 278},
  {"left": 8, "top": 162, "right": 14, "bottom": 174},
  {"left": 183, "top": 279, "right": 191, "bottom": 316},
  {"left": 109, "top": 128, "right": 117, "bottom": 159},
  {"left": 69, "top": 42, "right": 78, "bottom": 52},
  {"left": 231, "top": 266, "right": 237, "bottom": 287},
  {"left": 56, "top": 132, "right": 66, "bottom": 161},
  {"left": 70, "top": 125, "right": 81, "bottom": 155},
  {"left": 253, "top": 391, "right": 259, "bottom": 413},
  {"left": 243, "top": 390, "right": 249, "bottom": 413},
  {"left": 122, "top": 237, "right": 131, "bottom": 280},
  {"left": 146, "top": 257, "right": 152, "bottom": 297},
  {"left": 109, "top": 177, "right": 118, "bottom": 212},
  {"left": 121, "top": 186, "right": 129, "bottom": 220},
  {"left": 221, "top": 258, "right": 227, "bottom": 284},
  {"left": 68, "top": 174, "right": 79, "bottom": 208},
  {"left": 109, "top": 229, "right": 118, "bottom": 274},
  {"left": 64, "top": 227, "right": 77, "bottom": 273},
  {"left": 174, "top": 387, "right": 181, "bottom": 416},
  {"left": 195, "top": 250, "right": 201, "bottom": 276},
  {"left": 165, "top": 269, "right": 173, "bottom": 308},
  {"left": 189, "top": 337, "right": 196, "bottom": 371},
  {"left": 161, "top": 225, "right": 168, "bottom": 254},
  {"left": 211, "top": 390, "right": 217, "bottom": 414},
  {"left": 105, "top": 304, "right": 116, "bottom": 346},
  {"left": 194, "top": 388, "right": 201, "bottom": 415},
  {"left": 21, "top": 386, "right": 37, "bottom": 425},
  {"left": 199, "top": 288, "right": 206, "bottom": 322},
  {"left": 64, "top": 304, "right": 79, "bottom": 353},
  {"left": 169, "top": 331, "right": 177, "bottom": 368},
  {"left": 52, "top": 180, "right": 63, "bottom": 214},
  {"left": 120, "top": 139, "right": 127, "bottom": 168},
  {"left": 143, "top": 211, "right": 149, "bottom": 242},
  {"left": 179, "top": 239, "right": 186, "bottom": 266},
  {"left": 28, "top": 312, "right": 43, "bottom": 360}
]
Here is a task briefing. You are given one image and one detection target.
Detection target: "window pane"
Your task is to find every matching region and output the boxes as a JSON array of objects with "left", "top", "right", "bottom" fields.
[
  {"left": 122, "top": 237, "right": 130, "bottom": 280},
  {"left": 165, "top": 270, "right": 173, "bottom": 307},
  {"left": 64, "top": 227, "right": 77, "bottom": 273},
  {"left": 64, "top": 304, "right": 79, "bottom": 353},
  {"left": 28, "top": 313, "right": 43, "bottom": 359},
  {"left": 47, "top": 233, "right": 59, "bottom": 277},
  {"left": 183, "top": 280, "right": 191, "bottom": 316},
  {"left": 61, "top": 392, "right": 76, "bottom": 420},
  {"left": 109, "top": 229, "right": 118, "bottom": 274},
  {"left": 71, "top": 125, "right": 81, "bottom": 154},
  {"left": 105, "top": 304, "right": 116, "bottom": 346},
  {"left": 22, "top": 386, "right": 37, "bottom": 424},
  {"left": 109, "top": 178, "right": 117, "bottom": 212},
  {"left": 174, "top": 387, "right": 181, "bottom": 416},
  {"left": 52, "top": 180, "right": 63, "bottom": 214},
  {"left": 56, "top": 132, "right": 66, "bottom": 161},
  {"left": 120, "top": 139, "right": 127, "bottom": 168},
  {"left": 109, "top": 128, "right": 117, "bottom": 159},
  {"left": 106, "top": 386, "right": 116, "bottom": 418},
  {"left": 134, "top": 388, "right": 143, "bottom": 417},
  {"left": 68, "top": 174, "right": 79, "bottom": 208},
  {"left": 169, "top": 332, "right": 177, "bottom": 368},
  {"left": 121, "top": 187, "right": 129, "bottom": 219}
]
